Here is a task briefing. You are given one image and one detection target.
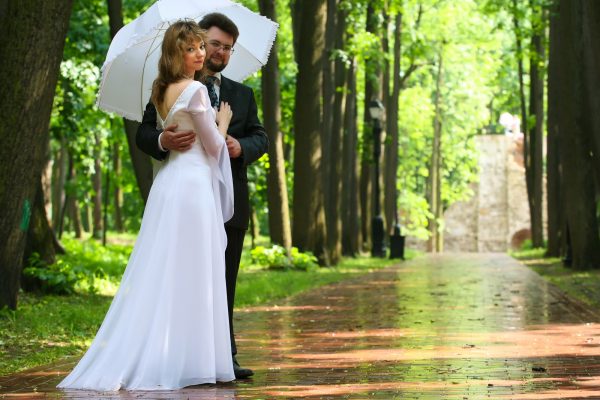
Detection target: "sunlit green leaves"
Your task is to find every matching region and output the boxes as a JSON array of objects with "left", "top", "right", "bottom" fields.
[{"left": 394, "top": 0, "right": 513, "bottom": 237}]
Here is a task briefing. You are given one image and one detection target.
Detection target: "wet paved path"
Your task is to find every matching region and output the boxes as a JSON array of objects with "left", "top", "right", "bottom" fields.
[{"left": 2, "top": 253, "right": 600, "bottom": 399}]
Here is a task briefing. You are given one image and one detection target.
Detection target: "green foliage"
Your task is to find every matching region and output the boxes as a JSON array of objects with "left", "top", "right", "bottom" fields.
[
  {"left": 50, "top": 0, "right": 150, "bottom": 237},
  {"left": 250, "top": 245, "right": 318, "bottom": 270},
  {"left": 0, "top": 292, "right": 112, "bottom": 376},
  {"left": 520, "top": 238, "right": 534, "bottom": 250},
  {"left": 529, "top": 262, "right": 600, "bottom": 309},
  {"left": 273, "top": 0, "right": 297, "bottom": 174},
  {"left": 398, "top": 191, "right": 433, "bottom": 240},
  {"left": 510, "top": 238, "right": 547, "bottom": 258},
  {"left": 393, "top": 0, "right": 515, "bottom": 237},
  {"left": 22, "top": 235, "right": 131, "bottom": 296},
  {"left": 23, "top": 252, "right": 106, "bottom": 295},
  {"left": 247, "top": 155, "right": 270, "bottom": 234},
  {"left": 510, "top": 243, "right": 545, "bottom": 259},
  {"left": 512, "top": 250, "right": 600, "bottom": 310}
]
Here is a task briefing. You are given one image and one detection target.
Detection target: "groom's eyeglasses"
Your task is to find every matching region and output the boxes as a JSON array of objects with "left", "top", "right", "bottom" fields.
[{"left": 207, "top": 40, "right": 235, "bottom": 54}]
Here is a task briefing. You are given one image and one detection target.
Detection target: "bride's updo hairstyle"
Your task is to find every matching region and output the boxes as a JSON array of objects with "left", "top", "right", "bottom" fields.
[{"left": 151, "top": 20, "right": 206, "bottom": 108}]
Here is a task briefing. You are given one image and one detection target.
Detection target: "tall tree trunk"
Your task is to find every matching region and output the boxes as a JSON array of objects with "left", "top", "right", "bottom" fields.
[
  {"left": 341, "top": 59, "right": 360, "bottom": 256},
  {"left": 113, "top": 141, "right": 124, "bottom": 232},
  {"left": 512, "top": 0, "right": 528, "bottom": 150},
  {"left": 512, "top": 0, "right": 535, "bottom": 245},
  {"left": 106, "top": 0, "right": 153, "bottom": 202},
  {"left": 102, "top": 165, "right": 110, "bottom": 245},
  {"left": 322, "top": 0, "right": 336, "bottom": 260},
  {"left": 58, "top": 153, "right": 75, "bottom": 238},
  {"left": 546, "top": 0, "right": 563, "bottom": 257},
  {"left": 360, "top": 2, "right": 382, "bottom": 252},
  {"left": 581, "top": 0, "right": 600, "bottom": 187},
  {"left": 24, "top": 156, "right": 65, "bottom": 272},
  {"left": 51, "top": 138, "right": 67, "bottom": 228},
  {"left": 22, "top": 179, "right": 65, "bottom": 292},
  {"left": 62, "top": 154, "right": 82, "bottom": 238},
  {"left": 251, "top": 205, "right": 260, "bottom": 246},
  {"left": 381, "top": 9, "right": 391, "bottom": 235},
  {"left": 555, "top": 0, "right": 600, "bottom": 269},
  {"left": 325, "top": 3, "right": 346, "bottom": 264},
  {"left": 359, "top": 154, "right": 372, "bottom": 251},
  {"left": 82, "top": 202, "right": 92, "bottom": 234},
  {"left": 384, "top": 12, "right": 403, "bottom": 236},
  {"left": 125, "top": 120, "right": 153, "bottom": 201},
  {"left": 428, "top": 52, "right": 443, "bottom": 253},
  {"left": 0, "top": 0, "right": 73, "bottom": 309},
  {"left": 290, "top": 0, "right": 302, "bottom": 64},
  {"left": 528, "top": 0, "right": 546, "bottom": 247},
  {"left": 92, "top": 133, "right": 103, "bottom": 239},
  {"left": 258, "top": 0, "right": 291, "bottom": 250},
  {"left": 69, "top": 198, "right": 82, "bottom": 238},
  {"left": 42, "top": 158, "right": 53, "bottom": 226},
  {"left": 292, "top": 0, "right": 328, "bottom": 263}
]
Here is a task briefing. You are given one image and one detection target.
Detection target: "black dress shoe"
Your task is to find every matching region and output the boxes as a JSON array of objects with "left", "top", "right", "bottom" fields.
[{"left": 233, "top": 356, "right": 254, "bottom": 379}]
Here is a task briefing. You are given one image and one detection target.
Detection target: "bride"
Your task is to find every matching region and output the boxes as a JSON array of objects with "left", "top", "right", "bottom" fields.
[{"left": 58, "top": 20, "right": 235, "bottom": 391}]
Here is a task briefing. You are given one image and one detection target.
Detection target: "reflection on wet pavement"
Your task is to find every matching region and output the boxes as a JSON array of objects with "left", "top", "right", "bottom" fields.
[{"left": 2, "top": 253, "right": 600, "bottom": 399}]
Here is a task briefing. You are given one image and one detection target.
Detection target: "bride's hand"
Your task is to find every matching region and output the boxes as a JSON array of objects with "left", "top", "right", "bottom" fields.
[{"left": 216, "top": 102, "right": 233, "bottom": 137}]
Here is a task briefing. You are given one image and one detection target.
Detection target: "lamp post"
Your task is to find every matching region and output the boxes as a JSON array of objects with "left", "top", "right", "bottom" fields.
[{"left": 369, "top": 99, "right": 386, "bottom": 258}]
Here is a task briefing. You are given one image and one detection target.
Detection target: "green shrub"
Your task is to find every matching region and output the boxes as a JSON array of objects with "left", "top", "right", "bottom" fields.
[
  {"left": 520, "top": 239, "right": 533, "bottom": 250},
  {"left": 22, "top": 236, "right": 131, "bottom": 295},
  {"left": 22, "top": 252, "right": 107, "bottom": 295},
  {"left": 289, "top": 247, "right": 319, "bottom": 270},
  {"left": 250, "top": 245, "right": 318, "bottom": 270}
]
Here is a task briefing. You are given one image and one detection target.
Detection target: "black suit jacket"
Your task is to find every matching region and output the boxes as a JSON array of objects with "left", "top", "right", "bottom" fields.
[{"left": 136, "top": 76, "right": 268, "bottom": 230}]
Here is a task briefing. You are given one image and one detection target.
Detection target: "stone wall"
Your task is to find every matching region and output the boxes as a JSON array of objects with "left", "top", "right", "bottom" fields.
[
  {"left": 477, "top": 136, "right": 510, "bottom": 251},
  {"left": 443, "top": 183, "right": 478, "bottom": 252},
  {"left": 442, "top": 134, "right": 540, "bottom": 252}
]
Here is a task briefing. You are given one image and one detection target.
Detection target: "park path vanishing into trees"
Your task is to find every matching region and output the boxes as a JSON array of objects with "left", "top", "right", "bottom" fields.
[{"left": 2, "top": 253, "right": 600, "bottom": 399}]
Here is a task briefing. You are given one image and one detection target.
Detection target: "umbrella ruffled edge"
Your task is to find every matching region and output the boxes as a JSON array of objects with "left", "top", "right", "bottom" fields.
[
  {"left": 101, "top": 23, "right": 169, "bottom": 73},
  {"left": 235, "top": 15, "right": 279, "bottom": 82},
  {"left": 96, "top": 99, "right": 144, "bottom": 122},
  {"left": 96, "top": 59, "right": 145, "bottom": 122},
  {"left": 240, "top": 6, "right": 279, "bottom": 66}
]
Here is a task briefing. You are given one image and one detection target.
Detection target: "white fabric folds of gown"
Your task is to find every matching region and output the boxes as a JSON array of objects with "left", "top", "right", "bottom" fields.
[{"left": 58, "top": 81, "right": 235, "bottom": 391}]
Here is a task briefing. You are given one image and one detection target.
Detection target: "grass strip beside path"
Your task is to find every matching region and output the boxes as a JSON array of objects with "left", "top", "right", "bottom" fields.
[
  {"left": 512, "top": 248, "right": 600, "bottom": 309},
  {"left": 235, "top": 255, "right": 408, "bottom": 307},
  {"left": 0, "top": 235, "right": 415, "bottom": 376}
]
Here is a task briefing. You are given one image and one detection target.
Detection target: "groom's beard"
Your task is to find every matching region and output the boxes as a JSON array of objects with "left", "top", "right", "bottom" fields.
[{"left": 206, "top": 57, "right": 227, "bottom": 73}]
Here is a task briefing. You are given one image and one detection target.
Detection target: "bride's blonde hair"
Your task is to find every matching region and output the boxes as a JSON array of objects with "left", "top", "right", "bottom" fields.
[{"left": 151, "top": 20, "right": 206, "bottom": 108}]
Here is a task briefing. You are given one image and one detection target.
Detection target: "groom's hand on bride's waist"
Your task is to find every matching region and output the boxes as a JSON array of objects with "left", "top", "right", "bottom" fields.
[{"left": 159, "top": 124, "right": 196, "bottom": 152}]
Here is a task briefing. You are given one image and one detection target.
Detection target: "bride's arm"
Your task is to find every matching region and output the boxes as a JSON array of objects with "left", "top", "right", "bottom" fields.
[{"left": 187, "top": 85, "right": 226, "bottom": 158}]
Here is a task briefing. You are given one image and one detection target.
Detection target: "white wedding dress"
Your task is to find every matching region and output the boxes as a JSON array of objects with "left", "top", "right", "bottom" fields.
[{"left": 58, "top": 81, "right": 235, "bottom": 391}]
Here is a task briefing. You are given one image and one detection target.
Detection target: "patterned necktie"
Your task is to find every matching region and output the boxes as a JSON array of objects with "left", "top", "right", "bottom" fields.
[{"left": 205, "top": 76, "right": 219, "bottom": 108}]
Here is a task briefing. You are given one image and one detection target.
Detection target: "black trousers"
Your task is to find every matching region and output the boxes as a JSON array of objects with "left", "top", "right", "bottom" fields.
[{"left": 225, "top": 226, "right": 245, "bottom": 356}]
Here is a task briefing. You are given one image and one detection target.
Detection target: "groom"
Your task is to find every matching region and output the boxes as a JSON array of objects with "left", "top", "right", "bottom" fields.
[{"left": 136, "top": 13, "right": 268, "bottom": 379}]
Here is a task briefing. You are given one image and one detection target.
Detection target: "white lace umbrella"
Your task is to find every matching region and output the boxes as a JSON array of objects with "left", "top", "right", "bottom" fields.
[{"left": 97, "top": 0, "right": 278, "bottom": 122}]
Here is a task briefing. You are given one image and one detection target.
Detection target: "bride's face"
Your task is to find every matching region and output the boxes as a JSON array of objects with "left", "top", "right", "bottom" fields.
[{"left": 183, "top": 39, "right": 206, "bottom": 77}]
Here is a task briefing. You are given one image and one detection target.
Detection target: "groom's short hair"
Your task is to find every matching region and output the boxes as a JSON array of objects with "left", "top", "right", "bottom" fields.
[{"left": 199, "top": 13, "right": 239, "bottom": 43}]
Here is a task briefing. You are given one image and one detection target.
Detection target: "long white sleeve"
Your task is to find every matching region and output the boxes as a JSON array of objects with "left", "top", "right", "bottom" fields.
[
  {"left": 186, "top": 82, "right": 234, "bottom": 223},
  {"left": 186, "top": 83, "right": 226, "bottom": 158}
]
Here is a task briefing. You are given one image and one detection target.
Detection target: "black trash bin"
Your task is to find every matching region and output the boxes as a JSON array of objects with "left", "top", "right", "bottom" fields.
[{"left": 389, "top": 224, "right": 405, "bottom": 260}]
